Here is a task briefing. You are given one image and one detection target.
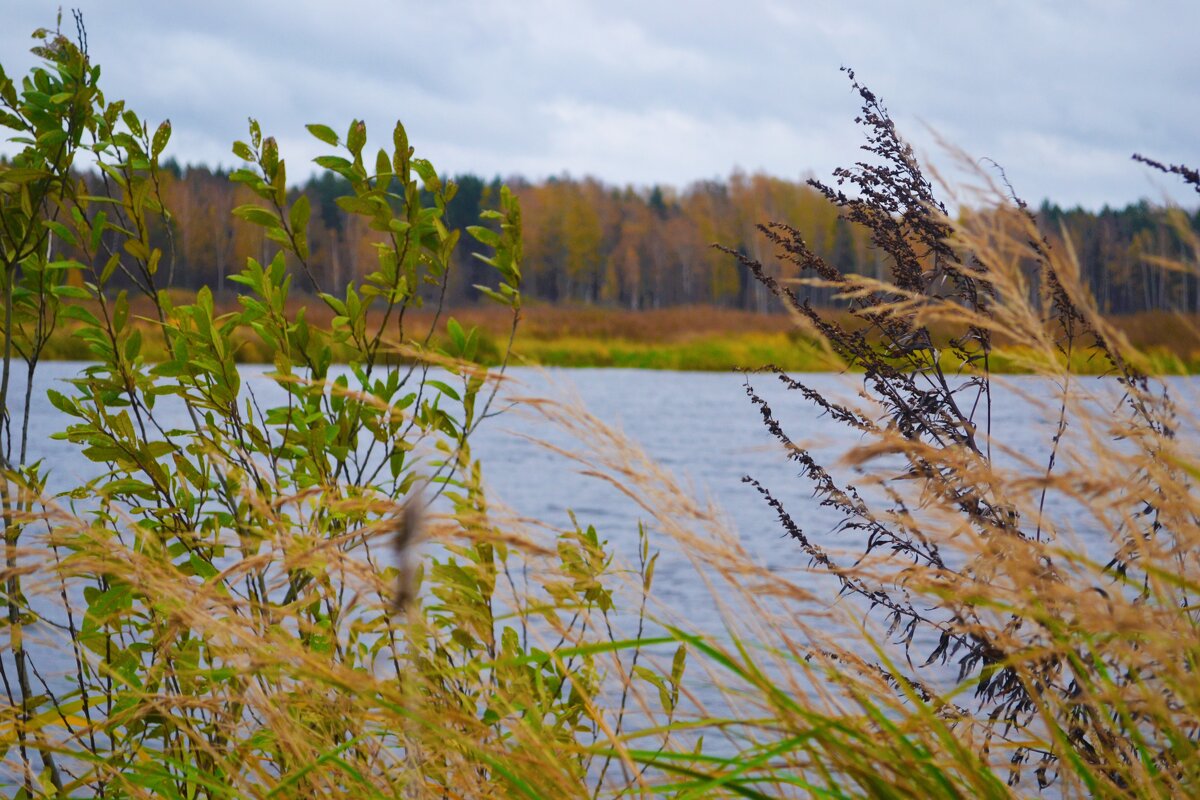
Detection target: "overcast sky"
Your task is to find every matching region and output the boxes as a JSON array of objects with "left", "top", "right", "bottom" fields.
[{"left": 2, "top": 1, "right": 1196, "bottom": 209}]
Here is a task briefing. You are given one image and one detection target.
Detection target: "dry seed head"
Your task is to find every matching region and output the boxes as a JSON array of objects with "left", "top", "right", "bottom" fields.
[{"left": 389, "top": 490, "right": 425, "bottom": 614}]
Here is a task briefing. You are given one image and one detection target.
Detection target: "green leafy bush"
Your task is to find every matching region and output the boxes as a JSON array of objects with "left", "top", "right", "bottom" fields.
[{"left": 0, "top": 17, "right": 658, "bottom": 797}]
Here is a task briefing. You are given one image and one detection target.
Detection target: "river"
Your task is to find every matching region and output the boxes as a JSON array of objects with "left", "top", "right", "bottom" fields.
[{"left": 6, "top": 363, "right": 1196, "bottom": 743}]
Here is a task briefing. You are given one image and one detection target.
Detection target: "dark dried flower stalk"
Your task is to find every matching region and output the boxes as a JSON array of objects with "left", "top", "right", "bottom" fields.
[
  {"left": 724, "top": 69, "right": 1194, "bottom": 787},
  {"left": 1133, "top": 153, "right": 1200, "bottom": 196}
]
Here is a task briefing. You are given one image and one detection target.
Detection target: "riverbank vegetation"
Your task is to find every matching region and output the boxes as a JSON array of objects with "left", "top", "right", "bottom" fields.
[
  {"left": 2, "top": 14, "right": 1200, "bottom": 799},
  {"left": 13, "top": 299, "right": 1200, "bottom": 373},
  {"left": 65, "top": 150, "right": 1200, "bottom": 316}
]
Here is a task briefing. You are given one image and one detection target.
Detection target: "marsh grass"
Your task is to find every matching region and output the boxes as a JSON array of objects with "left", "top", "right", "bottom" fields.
[{"left": 17, "top": 300, "right": 1200, "bottom": 373}]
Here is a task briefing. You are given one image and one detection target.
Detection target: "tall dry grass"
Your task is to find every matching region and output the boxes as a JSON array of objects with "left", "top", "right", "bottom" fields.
[{"left": 8, "top": 178, "right": 1200, "bottom": 797}]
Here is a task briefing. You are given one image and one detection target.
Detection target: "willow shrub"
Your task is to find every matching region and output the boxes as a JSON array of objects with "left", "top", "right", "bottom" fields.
[{"left": 0, "top": 18, "right": 691, "bottom": 798}]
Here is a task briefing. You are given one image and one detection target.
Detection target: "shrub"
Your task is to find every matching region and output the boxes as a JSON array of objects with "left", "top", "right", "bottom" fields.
[{"left": 0, "top": 16, "right": 639, "bottom": 798}]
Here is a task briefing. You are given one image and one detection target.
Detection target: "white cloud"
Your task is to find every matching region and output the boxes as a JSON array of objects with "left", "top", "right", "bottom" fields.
[
  {"left": 1, "top": 0, "right": 1196, "bottom": 208},
  {"left": 504, "top": 100, "right": 845, "bottom": 187}
]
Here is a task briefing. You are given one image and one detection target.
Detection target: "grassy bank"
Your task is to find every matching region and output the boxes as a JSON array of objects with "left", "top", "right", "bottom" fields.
[{"left": 21, "top": 298, "right": 1200, "bottom": 373}]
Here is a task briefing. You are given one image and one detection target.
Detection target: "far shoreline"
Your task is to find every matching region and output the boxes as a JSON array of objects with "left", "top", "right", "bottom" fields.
[{"left": 16, "top": 298, "right": 1200, "bottom": 375}]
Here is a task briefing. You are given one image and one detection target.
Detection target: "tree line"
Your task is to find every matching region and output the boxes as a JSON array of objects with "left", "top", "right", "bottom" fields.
[{"left": 91, "top": 159, "right": 1200, "bottom": 314}]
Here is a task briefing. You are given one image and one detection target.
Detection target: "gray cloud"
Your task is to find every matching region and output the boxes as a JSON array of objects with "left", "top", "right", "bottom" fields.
[{"left": 1, "top": 0, "right": 1195, "bottom": 208}]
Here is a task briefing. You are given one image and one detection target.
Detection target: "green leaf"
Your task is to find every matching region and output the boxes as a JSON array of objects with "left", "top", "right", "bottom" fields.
[
  {"left": 314, "top": 155, "right": 356, "bottom": 179},
  {"left": 62, "top": 304, "right": 102, "bottom": 328},
  {"left": 644, "top": 552, "right": 658, "bottom": 591},
  {"left": 473, "top": 284, "right": 516, "bottom": 307},
  {"left": 447, "top": 318, "right": 466, "bottom": 353},
  {"left": 43, "top": 219, "right": 78, "bottom": 247},
  {"left": 113, "top": 290, "right": 129, "bottom": 332},
  {"left": 188, "top": 554, "right": 218, "bottom": 580},
  {"left": 392, "top": 121, "right": 410, "bottom": 170},
  {"left": 346, "top": 119, "right": 366, "bottom": 157},
  {"left": 100, "top": 478, "right": 157, "bottom": 501},
  {"left": 100, "top": 251, "right": 121, "bottom": 284},
  {"left": 232, "top": 140, "right": 255, "bottom": 162},
  {"left": 233, "top": 204, "right": 281, "bottom": 229},
  {"left": 671, "top": 644, "right": 687, "bottom": 687},
  {"left": 306, "top": 123, "right": 339, "bottom": 147},
  {"left": 151, "top": 119, "right": 171, "bottom": 157},
  {"left": 46, "top": 389, "right": 76, "bottom": 415},
  {"left": 289, "top": 193, "right": 310, "bottom": 234},
  {"left": 374, "top": 148, "right": 391, "bottom": 181},
  {"left": 467, "top": 225, "right": 500, "bottom": 247},
  {"left": 51, "top": 284, "right": 90, "bottom": 299},
  {"left": 262, "top": 136, "right": 280, "bottom": 180},
  {"left": 335, "top": 195, "right": 376, "bottom": 216},
  {"left": 121, "top": 109, "right": 143, "bottom": 137},
  {"left": 412, "top": 158, "right": 438, "bottom": 189},
  {"left": 426, "top": 380, "right": 460, "bottom": 402},
  {"left": 124, "top": 328, "right": 142, "bottom": 361}
]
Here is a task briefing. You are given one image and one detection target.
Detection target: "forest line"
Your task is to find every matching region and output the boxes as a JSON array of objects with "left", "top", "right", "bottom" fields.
[{"left": 74, "top": 159, "right": 1200, "bottom": 315}]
